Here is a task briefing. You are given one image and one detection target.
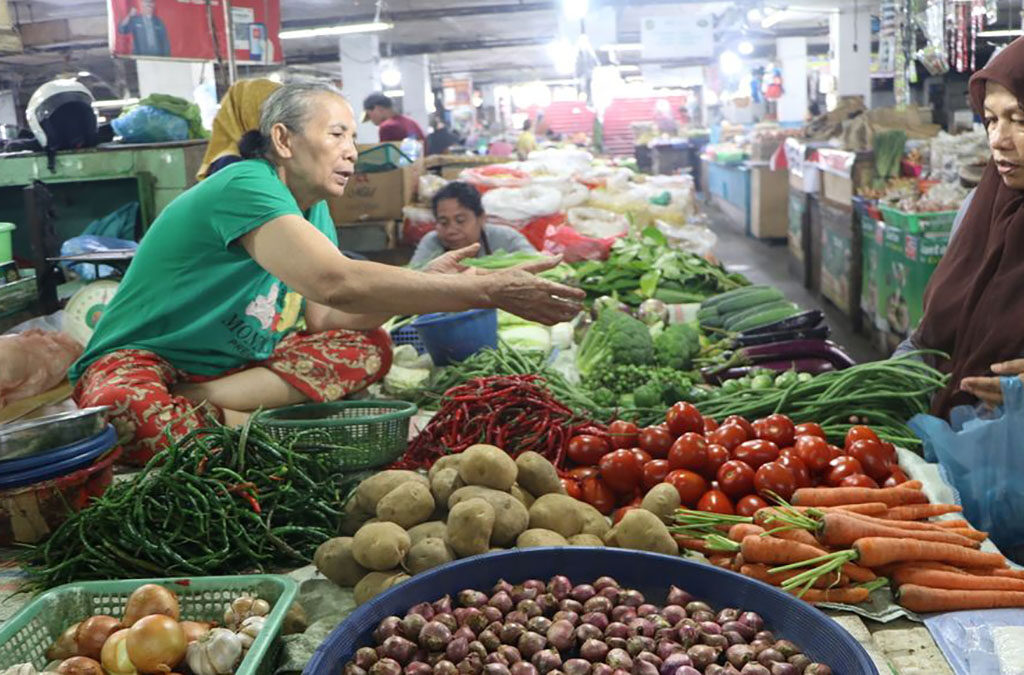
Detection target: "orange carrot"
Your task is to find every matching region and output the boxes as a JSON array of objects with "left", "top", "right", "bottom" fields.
[
  {"left": 839, "top": 510, "right": 951, "bottom": 532},
  {"left": 987, "top": 568, "right": 1024, "bottom": 581},
  {"left": 891, "top": 568, "right": 1024, "bottom": 591},
  {"left": 898, "top": 584, "right": 1024, "bottom": 612},
  {"left": 708, "top": 554, "right": 735, "bottom": 569},
  {"left": 933, "top": 519, "right": 972, "bottom": 529},
  {"left": 819, "top": 512, "right": 979, "bottom": 548},
  {"left": 772, "top": 527, "right": 822, "bottom": 548},
  {"left": 674, "top": 536, "right": 715, "bottom": 555},
  {"left": 740, "top": 563, "right": 849, "bottom": 589},
  {"left": 842, "top": 563, "right": 877, "bottom": 583},
  {"left": 728, "top": 523, "right": 766, "bottom": 542},
  {"left": 789, "top": 586, "right": 870, "bottom": 605},
  {"left": 830, "top": 502, "right": 891, "bottom": 516},
  {"left": 852, "top": 537, "right": 1008, "bottom": 569},
  {"left": 883, "top": 503, "right": 962, "bottom": 520},
  {"left": 740, "top": 535, "right": 829, "bottom": 566},
  {"left": 950, "top": 528, "right": 988, "bottom": 542},
  {"left": 792, "top": 486, "right": 929, "bottom": 507},
  {"left": 878, "top": 561, "right": 967, "bottom": 576}
]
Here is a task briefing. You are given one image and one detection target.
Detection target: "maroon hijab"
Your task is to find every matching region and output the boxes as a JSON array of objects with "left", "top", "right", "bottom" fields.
[{"left": 914, "top": 36, "right": 1024, "bottom": 416}]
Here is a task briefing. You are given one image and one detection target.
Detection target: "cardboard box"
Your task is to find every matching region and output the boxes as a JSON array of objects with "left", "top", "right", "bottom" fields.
[
  {"left": 860, "top": 215, "right": 883, "bottom": 326},
  {"left": 335, "top": 220, "right": 399, "bottom": 252},
  {"left": 750, "top": 165, "right": 789, "bottom": 239},
  {"left": 816, "top": 149, "right": 874, "bottom": 209},
  {"left": 328, "top": 144, "right": 423, "bottom": 223},
  {"left": 819, "top": 200, "right": 860, "bottom": 316},
  {"left": 784, "top": 138, "right": 821, "bottom": 194},
  {"left": 902, "top": 230, "right": 949, "bottom": 334}
]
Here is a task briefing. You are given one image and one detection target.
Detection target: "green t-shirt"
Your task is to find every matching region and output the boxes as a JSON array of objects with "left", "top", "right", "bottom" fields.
[{"left": 70, "top": 159, "right": 338, "bottom": 382}]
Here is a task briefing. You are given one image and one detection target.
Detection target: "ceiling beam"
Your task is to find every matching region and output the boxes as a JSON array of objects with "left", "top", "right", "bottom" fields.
[
  {"left": 282, "top": 2, "right": 555, "bottom": 30},
  {"left": 287, "top": 35, "right": 554, "bottom": 65}
]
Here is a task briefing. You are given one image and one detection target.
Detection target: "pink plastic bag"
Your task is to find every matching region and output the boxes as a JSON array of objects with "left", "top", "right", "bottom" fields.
[
  {"left": 540, "top": 225, "right": 621, "bottom": 262},
  {"left": 0, "top": 329, "right": 82, "bottom": 407}
]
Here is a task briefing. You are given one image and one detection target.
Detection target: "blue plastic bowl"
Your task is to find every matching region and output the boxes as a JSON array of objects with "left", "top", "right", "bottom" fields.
[
  {"left": 0, "top": 425, "right": 116, "bottom": 489},
  {"left": 412, "top": 309, "right": 498, "bottom": 366},
  {"left": 305, "top": 547, "right": 878, "bottom": 675}
]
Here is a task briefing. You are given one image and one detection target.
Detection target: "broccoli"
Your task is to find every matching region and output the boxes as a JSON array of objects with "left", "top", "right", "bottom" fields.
[
  {"left": 576, "top": 310, "right": 655, "bottom": 378},
  {"left": 589, "top": 387, "right": 617, "bottom": 408},
  {"left": 632, "top": 381, "right": 663, "bottom": 408},
  {"left": 654, "top": 323, "right": 702, "bottom": 370}
]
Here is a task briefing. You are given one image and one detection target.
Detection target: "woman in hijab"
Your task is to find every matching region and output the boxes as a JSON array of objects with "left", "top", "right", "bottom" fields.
[
  {"left": 898, "top": 37, "right": 1024, "bottom": 415},
  {"left": 196, "top": 78, "right": 281, "bottom": 180}
]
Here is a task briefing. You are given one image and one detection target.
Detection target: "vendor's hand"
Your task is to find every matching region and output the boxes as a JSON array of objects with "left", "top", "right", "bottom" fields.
[
  {"left": 960, "top": 359, "right": 1024, "bottom": 407},
  {"left": 486, "top": 269, "right": 585, "bottom": 326},
  {"left": 423, "top": 244, "right": 481, "bottom": 275}
]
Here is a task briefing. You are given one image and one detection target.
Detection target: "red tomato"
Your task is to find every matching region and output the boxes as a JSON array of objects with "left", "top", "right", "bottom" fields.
[
  {"left": 716, "top": 459, "right": 755, "bottom": 499},
  {"left": 697, "top": 489, "right": 735, "bottom": 515},
  {"left": 840, "top": 473, "right": 880, "bottom": 488},
  {"left": 827, "top": 455, "right": 864, "bottom": 487},
  {"left": 754, "top": 461, "right": 797, "bottom": 501},
  {"left": 598, "top": 449, "right": 643, "bottom": 494},
  {"left": 641, "top": 459, "right": 672, "bottom": 490},
  {"left": 638, "top": 427, "right": 674, "bottom": 459},
  {"left": 667, "top": 433, "right": 708, "bottom": 473},
  {"left": 707, "top": 424, "right": 749, "bottom": 452},
  {"left": 666, "top": 402, "right": 704, "bottom": 437},
  {"left": 581, "top": 476, "right": 616, "bottom": 514},
  {"left": 703, "top": 416, "right": 720, "bottom": 433},
  {"left": 608, "top": 420, "right": 640, "bottom": 450},
  {"left": 723, "top": 415, "right": 754, "bottom": 438},
  {"left": 568, "top": 434, "right": 610, "bottom": 465},
  {"left": 793, "top": 422, "right": 826, "bottom": 439},
  {"left": 561, "top": 478, "right": 581, "bottom": 500},
  {"left": 844, "top": 425, "right": 881, "bottom": 449},
  {"left": 612, "top": 505, "right": 641, "bottom": 524},
  {"left": 631, "top": 448, "right": 653, "bottom": 465},
  {"left": 847, "top": 439, "right": 890, "bottom": 481},
  {"left": 880, "top": 441, "right": 898, "bottom": 465},
  {"left": 733, "top": 439, "right": 780, "bottom": 469},
  {"left": 664, "top": 470, "right": 708, "bottom": 508},
  {"left": 884, "top": 466, "right": 910, "bottom": 487},
  {"left": 705, "top": 444, "right": 730, "bottom": 479},
  {"left": 794, "top": 435, "right": 831, "bottom": 473},
  {"left": 777, "top": 453, "right": 812, "bottom": 488},
  {"left": 568, "top": 466, "right": 599, "bottom": 480},
  {"left": 827, "top": 444, "right": 844, "bottom": 460},
  {"left": 754, "top": 414, "right": 796, "bottom": 448},
  {"left": 736, "top": 494, "right": 769, "bottom": 517}
]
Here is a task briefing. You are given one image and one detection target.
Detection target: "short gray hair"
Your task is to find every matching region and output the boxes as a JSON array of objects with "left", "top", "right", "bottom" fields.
[{"left": 259, "top": 81, "right": 345, "bottom": 137}]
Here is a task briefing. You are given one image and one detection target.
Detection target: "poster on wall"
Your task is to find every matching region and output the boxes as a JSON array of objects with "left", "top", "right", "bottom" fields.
[
  {"left": 640, "top": 13, "right": 714, "bottom": 60},
  {"left": 107, "top": 0, "right": 282, "bottom": 64}
]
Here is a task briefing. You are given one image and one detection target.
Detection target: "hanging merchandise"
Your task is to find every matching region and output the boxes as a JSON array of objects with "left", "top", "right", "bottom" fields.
[
  {"left": 893, "top": 0, "right": 910, "bottom": 108},
  {"left": 763, "top": 64, "right": 784, "bottom": 101},
  {"left": 878, "top": 0, "right": 898, "bottom": 75}
]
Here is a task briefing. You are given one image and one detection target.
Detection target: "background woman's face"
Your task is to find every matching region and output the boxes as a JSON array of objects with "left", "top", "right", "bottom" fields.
[
  {"left": 983, "top": 81, "right": 1024, "bottom": 190},
  {"left": 435, "top": 198, "right": 483, "bottom": 250}
]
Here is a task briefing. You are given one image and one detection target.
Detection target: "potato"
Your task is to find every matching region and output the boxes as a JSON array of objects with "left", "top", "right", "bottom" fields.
[
  {"left": 429, "top": 454, "right": 463, "bottom": 481},
  {"left": 431, "top": 467, "right": 465, "bottom": 506},
  {"left": 356, "top": 470, "right": 429, "bottom": 512},
  {"left": 406, "top": 537, "right": 455, "bottom": 574},
  {"left": 377, "top": 481, "right": 435, "bottom": 529},
  {"left": 568, "top": 533, "right": 606, "bottom": 547},
  {"left": 641, "top": 483, "right": 682, "bottom": 523},
  {"left": 510, "top": 484, "right": 535, "bottom": 508},
  {"left": 603, "top": 524, "right": 620, "bottom": 547},
  {"left": 351, "top": 522, "right": 411, "bottom": 571},
  {"left": 314, "top": 537, "right": 368, "bottom": 587},
  {"left": 529, "top": 494, "right": 584, "bottom": 537},
  {"left": 354, "top": 570, "right": 409, "bottom": 605},
  {"left": 446, "top": 498, "right": 495, "bottom": 557},
  {"left": 457, "top": 444, "right": 518, "bottom": 491},
  {"left": 516, "top": 528, "right": 569, "bottom": 548},
  {"left": 340, "top": 498, "right": 373, "bottom": 536},
  {"left": 614, "top": 509, "right": 679, "bottom": 556},
  {"left": 576, "top": 501, "right": 611, "bottom": 537},
  {"left": 448, "top": 486, "right": 529, "bottom": 546},
  {"left": 407, "top": 520, "right": 449, "bottom": 546},
  {"left": 514, "top": 452, "right": 565, "bottom": 497}
]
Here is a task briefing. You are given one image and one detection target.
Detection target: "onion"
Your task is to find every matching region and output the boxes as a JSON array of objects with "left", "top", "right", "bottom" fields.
[
  {"left": 126, "top": 615, "right": 187, "bottom": 673},
  {"left": 435, "top": 662, "right": 458, "bottom": 675},
  {"left": 47, "top": 623, "right": 82, "bottom": 661},
  {"left": 356, "top": 647, "right": 380, "bottom": 670},
  {"left": 459, "top": 591, "right": 489, "bottom": 609},
  {"left": 178, "top": 622, "right": 210, "bottom": 644},
  {"left": 122, "top": 585, "right": 180, "bottom": 628},
  {"left": 58, "top": 657, "right": 104, "bottom": 675},
  {"left": 434, "top": 596, "right": 454, "bottom": 615},
  {"left": 76, "top": 616, "right": 122, "bottom": 661},
  {"left": 101, "top": 629, "right": 136, "bottom": 675}
]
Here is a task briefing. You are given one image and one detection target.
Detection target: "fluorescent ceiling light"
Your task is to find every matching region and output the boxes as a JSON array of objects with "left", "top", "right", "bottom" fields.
[
  {"left": 280, "top": 21, "right": 393, "bottom": 39},
  {"left": 77, "top": 71, "right": 91, "bottom": 77},
  {"left": 738, "top": 40, "right": 754, "bottom": 55},
  {"left": 384, "top": 89, "right": 404, "bottom": 97},
  {"left": 746, "top": 8, "right": 763, "bottom": 22},
  {"left": 719, "top": 50, "right": 743, "bottom": 75},
  {"left": 380, "top": 62, "right": 402, "bottom": 87},
  {"left": 617, "top": 64, "right": 641, "bottom": 72},
  {"left": 92, "top": 98, "right": 139, "bottom": 107},
  {"left": 563, "top": 0, "right": 588, "bottom": 21},
  {"left": 599, "top": 43, "right": 642, "bottom": 52},
  {"left": 976, "top": 29, "right": 1024, "bottom": 37}
]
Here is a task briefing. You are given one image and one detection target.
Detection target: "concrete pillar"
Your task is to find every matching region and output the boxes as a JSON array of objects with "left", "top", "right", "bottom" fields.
[
  {"left": 397, "top": 54, "right": 431, "bottom": 130},
  {"left": 339, "top": 33, "right": 381, "bottom": 142},
  {"left": 829, "top": 7, "right": 872, "bottom": 107},
  {"left": 776, "top": 37, "right": 808, "bottom": 123}
]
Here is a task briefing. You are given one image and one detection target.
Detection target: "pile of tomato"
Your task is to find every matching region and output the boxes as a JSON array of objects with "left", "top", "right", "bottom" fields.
[{"left": 559, "top": 402, "right": 909, "bottom": 519}]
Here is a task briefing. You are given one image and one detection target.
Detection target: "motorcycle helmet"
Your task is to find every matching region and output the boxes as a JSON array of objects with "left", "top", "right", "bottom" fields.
[{"left": 27, "top": 78, "right": 98, "bottom": 151}]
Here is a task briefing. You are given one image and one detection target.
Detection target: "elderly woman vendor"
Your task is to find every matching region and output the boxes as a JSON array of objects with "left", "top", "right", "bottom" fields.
[{"left": 70, "top": 83, "right": 583, "bottom": 465}]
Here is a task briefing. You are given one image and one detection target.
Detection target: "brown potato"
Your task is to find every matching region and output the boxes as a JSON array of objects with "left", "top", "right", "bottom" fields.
[
  {"left": 457, "top": 444, "right": 518, "bottom": 491},
  {"left": 314, "top": 536, "right": 368, "bottom": 587},
  {"left": 405, "top": 537, "right": 456, "bottom": 574},
  {"left": 640, "top": 483, "right": 682, "bottom": 523},
  {"left": 430, "top": 467, "right": 465, "bottom": 506},
  {"left": 407, "top": 520, "right": 449, "bottom": 547},
  {"left": 514, "top": 452, "right": 565, "bottom": 497},
  {"left": 446, "top": 498, "right": 495, "bottom": 557},
  {"left": 377, "top": 481, "right": 435, "bottom": 529},
  {"left": 568, "top": 533, "right": 605, "bottom": 547},
  {"left": 351, "top": 522, "right": 411, "bottom": 571},
  {"left": 356, "top": 470, "right": 429, "bottom": 512},
  {"left": 528, "top": 494, "right": 584, "bottom": 538},
  {"left": 448, "top": 486, "right": 529, "bottom": 546},
  {"left": 613, "top": 509, "right": 679, "bottom": 556},
  {"left": 354, "top": 570, "right": 409, "bottom": 605},
  {"left": 516, "top": 528, "right": 569, "bottom": 548}
]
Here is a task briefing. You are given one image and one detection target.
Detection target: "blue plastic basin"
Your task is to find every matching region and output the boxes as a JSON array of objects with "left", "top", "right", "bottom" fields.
[
  {"left": 412, "top": 309, "right": 498, "bottom": 366},
  {"left": 304, "top": 547, "right": 877, "bottom": 675}
]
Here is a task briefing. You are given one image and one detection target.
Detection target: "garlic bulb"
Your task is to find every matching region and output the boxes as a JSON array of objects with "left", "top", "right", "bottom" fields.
[
  {"left": 235, "top": 616, "right": 266, "bottom": 652},
  {"left": 2, "top": 664, "right": 38, "bottom": 675},
  {"left": 185, "top": 628, "right": 242, "bottom": 675},
  {"left": 222, "top": 595, "right": 270, "bottom": 630}
]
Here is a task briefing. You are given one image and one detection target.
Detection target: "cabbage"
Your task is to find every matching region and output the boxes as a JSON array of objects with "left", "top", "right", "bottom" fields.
[
  {"left": 498, "top": 325, "right": 551, "bottom": 354},
  {"left": 384, "top": 364, "right": 431, "bottom": 394}
]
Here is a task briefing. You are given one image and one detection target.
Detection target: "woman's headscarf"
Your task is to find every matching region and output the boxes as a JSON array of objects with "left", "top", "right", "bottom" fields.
[
  {"left": 914, "top": 36, "right": 1024, "bottom": 416},
  {"left": 196, "top": 78, "right": 281, "bottom": 180}
]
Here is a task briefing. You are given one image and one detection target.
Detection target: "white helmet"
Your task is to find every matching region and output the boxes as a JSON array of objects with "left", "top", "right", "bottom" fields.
[{"left": 27, "top": 78, "right": 97, "bottom": 149}]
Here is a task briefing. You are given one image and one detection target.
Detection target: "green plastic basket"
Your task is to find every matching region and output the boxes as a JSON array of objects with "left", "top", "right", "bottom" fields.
[
  {"left": 254, "top": 400, "right": 417, "bottom": 469},
  {"left": 878, "top": 205, "right": 957, "bottom": 234},
  {"left": 0, "top": 574, "right": 297, "bottom": 675}
]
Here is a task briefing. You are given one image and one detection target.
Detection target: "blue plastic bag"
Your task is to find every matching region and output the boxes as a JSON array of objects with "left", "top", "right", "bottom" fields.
[
  {"left": 111, "top": 105, "right": 188, "bottom": 143},
  {"left": 59, "top": 235, "right": 137, "bottom": 280},
  {"left": 909, "top": 376, "right": 1024, "bottom": 557}
]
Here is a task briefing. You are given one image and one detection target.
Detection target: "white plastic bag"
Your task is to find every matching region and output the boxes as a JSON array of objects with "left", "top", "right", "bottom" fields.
[
  {"left": 482, "top": 185, "right": 563, "bottom": 222},
  {"left": 655, "top": 219, "right": 718, "bottom": 256},
  {"left": 567, "top": 207, "right": 630, "bottom": 239},
  {"left": 418, "top": 174, "right": 448, "bottom": 202},
  {"left": 527, "top": 147, "right": 594, "bottom": 168}
]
